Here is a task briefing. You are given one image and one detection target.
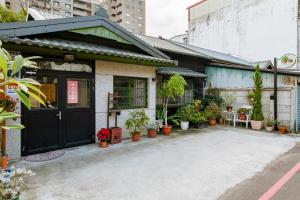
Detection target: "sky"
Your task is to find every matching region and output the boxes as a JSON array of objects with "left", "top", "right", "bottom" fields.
[{"left": 146, "top": 0, "right": 199, "bottom": 38}]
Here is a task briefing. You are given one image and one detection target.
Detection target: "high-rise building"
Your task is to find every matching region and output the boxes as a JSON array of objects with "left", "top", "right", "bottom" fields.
[
  {"left": 5, "top": 0, "right": 101, "bottom": 17},
  {"left": 101, "top": 0, "right": 145, "bottom": 34}
]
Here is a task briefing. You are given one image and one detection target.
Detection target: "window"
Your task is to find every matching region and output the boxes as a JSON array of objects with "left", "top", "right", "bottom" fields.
[{"left": 114, "top": 77, "right": 147, "bottom": 109}]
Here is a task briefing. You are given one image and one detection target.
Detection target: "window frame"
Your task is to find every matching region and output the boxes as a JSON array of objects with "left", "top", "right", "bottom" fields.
[{"left": 113, "top": 76, "right": 148, "bottom": 109}]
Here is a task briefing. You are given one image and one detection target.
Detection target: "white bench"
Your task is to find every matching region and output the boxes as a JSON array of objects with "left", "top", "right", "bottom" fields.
[{"left": 233, "top": 105, "right": 253, "bottom": 129}]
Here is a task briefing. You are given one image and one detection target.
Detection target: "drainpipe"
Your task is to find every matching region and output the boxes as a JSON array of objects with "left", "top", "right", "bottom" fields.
[{"left": 274, "top": 58, "right": 278, "bottom": 130}]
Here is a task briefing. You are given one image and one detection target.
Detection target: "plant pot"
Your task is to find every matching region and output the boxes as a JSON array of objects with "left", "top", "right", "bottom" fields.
[
  {"left": 266, "top": 126, "right": 273, "bottom": 132},
  {"left": 162, "top": 126, "right": 172, "bottom": 136},
  {"left": 226, "top": 106, "right": 233, "bottom": 112},
  {"left": 278, "top": 126, "right": 287, "bottom": 134},
  {"left": 251, "top": 120, "right": 264, "bottom": 130},
  {"left": 180, "top": 121, "right": 189, "bottom": 130},
  {"left": 219, "top": 118, "right": 225, "bottom": 125},
  {"left": 239, "top": 113, "right": 247, "bottom": 120},
  {"left": 148, "top": 129, "right": 157, "bottom": 138},
  {"left": 132, "top": 132, "right": 141, "bottom": 141},
  {"left": 1, "top": 155, "right": 8, "bottom": 170},
  {"left": 209, "top": 119, "right": 217, "bottom": 127},
  {"left": 99, "top": 141, "right": 109, "bottom": 148}
]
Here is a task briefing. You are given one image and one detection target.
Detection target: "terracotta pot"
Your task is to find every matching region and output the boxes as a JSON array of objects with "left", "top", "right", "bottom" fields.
[
  {"left": 209, "top": 119, "right": 217, "bottom": 127},
  {"left": 278, "top": 126, "right": 287, "bottom": 134},
  {"left": 226, "top": 106, "right": 233, "bottom": 112},
  {"left": 99, "top": 141, "right": 109, "bottom": 148},
  {"left": 132, "top": 132, "right": 141, "bottom": 141},
  {"left": 148, "top": 129, "right": 157, "bottom": 138},
  {"left": 1, "top": 155, "right": 8, "bottom": 170},
  {"left": 162, "top": 126, "right": 172, "bottom": 136},
  {"left": 266, "top": 126, "right": 273, "bottom": 132},
  {"left": 239, "top": 113, "right": 247, "bottom": 120},
  {"left": 251, "top": 120, "right": 264, "bottom": 130}
]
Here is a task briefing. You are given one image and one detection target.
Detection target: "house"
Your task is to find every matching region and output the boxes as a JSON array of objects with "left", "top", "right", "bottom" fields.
[
  {"left": 0, "top": 15, "right": 174, "bottom": 158},
  {"left": 187, "top": 0, "right": 299, "bottom": 69}
]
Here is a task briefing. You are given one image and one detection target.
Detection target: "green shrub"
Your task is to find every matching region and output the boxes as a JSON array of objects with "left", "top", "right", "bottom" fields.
[
  {"left": 251, "top": 65, "right": 264, "bottom": 121},
  {"left": 205, "top": 102, "right": 221, "bottom": 120}
]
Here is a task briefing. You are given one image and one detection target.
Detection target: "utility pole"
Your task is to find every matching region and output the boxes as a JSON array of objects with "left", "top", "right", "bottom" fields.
[{"left": 274, "top": 57, "right": 278, "bottom": 130}]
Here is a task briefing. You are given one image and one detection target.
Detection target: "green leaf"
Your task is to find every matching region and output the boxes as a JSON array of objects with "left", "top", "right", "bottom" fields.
[
  {"left": 14, "top": 89, "right": 31, "bottom": 109},
  {"left": 0, "top": 54, "right": 7, "bottom": 79},
  {"left": 19, "top": 82, "right": 46, "bottom": 99},
  {"left": 27, "top": 90, "right": 45, "bottom": 106},
  {"left": 1, "top": 124, "right": 25, "bottom": 130},
  {"left": 19, "top": 78, "right": 41, "bottom": 85},
  {"left": 10, "top": 55, "right": 24, "bottom": 77}
]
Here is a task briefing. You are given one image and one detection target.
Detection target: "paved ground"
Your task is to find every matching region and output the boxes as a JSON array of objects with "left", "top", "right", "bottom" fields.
[
  {"left": 18, "top": 127, "right": 299, "bottom": 200},
  {"left": 219, "top": 142, "right": 300, "bottom": 200}
]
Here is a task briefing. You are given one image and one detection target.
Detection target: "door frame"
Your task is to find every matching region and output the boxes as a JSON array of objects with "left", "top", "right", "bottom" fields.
[{"left": 21, "top": 60, "right": 95, "bottom": 156}]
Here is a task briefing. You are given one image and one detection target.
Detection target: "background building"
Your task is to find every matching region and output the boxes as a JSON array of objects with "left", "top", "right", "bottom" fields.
[
  {"left": 101, "top": 0, "right": 145, "bottom": 34},
  {"left": 5, "top": 0, "right": 102, "bottom": 17},
  {"left": 187, "top": 0, "right": 299, "bottom": 69}
]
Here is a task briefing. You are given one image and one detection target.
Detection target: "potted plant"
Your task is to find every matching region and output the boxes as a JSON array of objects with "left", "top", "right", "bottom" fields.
[
  {"left": 265, "top": 119, "right": 274, "bottom": 132},
  {"left": 174, "top": 104, "right": 193, "bottom": 130},
  {"left": 223, "top": 95, "right": 236, "bottom": 112},
  {"left": 205, "top": 102, "right": 221, "bottom": 127},
  {"left": 147, "top": 123, "right": 157, "bottom": 138},
  {"left": 97, "top": 128, "right": 110, "bottom": 148},
  {"left": 158, "top": 74, "right": 187, "bottom": 135},
  {"left": 190, "top": 111, "right": 208, "bottom": 129},
  {"left": 0, "top": 166, "right": 34, "bottom": 200},
  {"left": 277, "top": 121, "right": 288, "bottom": 134},
  {"left": 251, "top": 65, "right": 264, "bottom": 130},
  {"left": 125, "top": 109, "right": 149, "bottom": 142},
  {"left": 237, "top": 107, "right": 248, "bottom": 120}
]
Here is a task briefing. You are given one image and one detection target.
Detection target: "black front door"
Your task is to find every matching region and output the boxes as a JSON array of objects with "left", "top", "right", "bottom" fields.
[{"left": 22, "top": 70, "right": 95, "bottom": 155}]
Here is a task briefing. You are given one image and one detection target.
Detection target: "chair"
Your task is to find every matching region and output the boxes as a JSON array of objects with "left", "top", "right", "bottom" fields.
[{"left": 233, "top": 105, "right": 253, "bottom": 129}]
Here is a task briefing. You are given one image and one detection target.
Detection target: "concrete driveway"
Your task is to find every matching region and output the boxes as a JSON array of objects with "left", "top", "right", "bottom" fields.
[{"left": 19, "top": 127, "right": 299, "bottom": 200}]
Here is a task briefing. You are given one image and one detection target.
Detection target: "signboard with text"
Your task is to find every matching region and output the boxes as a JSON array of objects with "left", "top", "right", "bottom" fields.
[{"left": 67, "top": 80, "right": 78, "bottom": 104}]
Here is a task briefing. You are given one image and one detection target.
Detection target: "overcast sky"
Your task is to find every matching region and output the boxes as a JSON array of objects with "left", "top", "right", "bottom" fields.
[{"left": 146, "top": 0, "right": 199, "bottom": 38}]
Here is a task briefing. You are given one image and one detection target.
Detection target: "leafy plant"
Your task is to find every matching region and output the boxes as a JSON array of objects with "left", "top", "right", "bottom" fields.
[
  {"left": 174, "top": 104, "right": 193, "bottom": 122},
  {"left": 205, "top": 102, "right": 221, "bottom": 120},
  {"left": 156, "top": 108, "right": 164, "bottom": 120},
  {"left": 0, "top": 6, "right": 26, "bottom": 23},
  {"left": 203, "top": 86, "right": 223, "bottom": 107},
  {"left": 125, "top": 109, "right": 150, "bottom": 133},
  {"left": 251, "top": 65, "right": 264, "bottom": 121},
  {"left": 192, "top": 99, "right": 202, "bottom": 112},
  {"left": 223, "top": 95, "right": 236, "bottom": 107},
  {"left": 190, "top": 111, "right": 207, "bottom": 124},
  {"left": 237, "top": 107, "right": 248, "bottom": 114},
  {"left": 266, "top": 119, "right": 274, "bottom": 127},
  {"left": 158, "top": 74, "right": 187, "bottom": 126}
]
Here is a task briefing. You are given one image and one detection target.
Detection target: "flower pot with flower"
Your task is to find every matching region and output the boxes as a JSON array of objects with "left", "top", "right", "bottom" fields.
[
  {"left": 147, "top": 123, "right": 157, "bottom": 138},
  {"left": 223, "top": 95, "right": 236, "bottom": 112},
  {"left": 97, "top": 128, "right": 110, "bottom": 148},
  {"left": 237, "top": 107, "right": 248, "bottom": 121},
  {"left": 125, "top": 109, "right": 149, "bottom": 142},
  {"left": 205, "top": 103, "right": 221, "bottom": 127}
]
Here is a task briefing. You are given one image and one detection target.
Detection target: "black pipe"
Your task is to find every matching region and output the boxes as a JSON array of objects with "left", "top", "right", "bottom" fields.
[{"left": 274, "top": 58, "right": 278, "bottom": 130}]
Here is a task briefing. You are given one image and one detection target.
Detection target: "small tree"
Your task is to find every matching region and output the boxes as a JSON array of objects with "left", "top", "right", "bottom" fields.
[
  {"left": 251, "top": 65, "right": 264, "bottom": 121},
  {"left": 158, "top": 74, "right": 187, "bottom": 127}
]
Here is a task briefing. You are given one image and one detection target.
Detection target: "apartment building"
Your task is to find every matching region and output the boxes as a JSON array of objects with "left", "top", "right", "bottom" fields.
[
  {"left": 187, "top": 0, "right": 299, "bottom": 69},
  {"left": 5, "top": 0, "right": 101, "bottom": 17},
  {"left": 101, "top": 0, "right": 145, "bottom": 34}
]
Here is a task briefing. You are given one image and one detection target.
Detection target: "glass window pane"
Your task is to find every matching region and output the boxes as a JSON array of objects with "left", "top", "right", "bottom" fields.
[
  {"left": 67, "top": 78, "right": 90, "bottom": 108},
  {"left": 28, "top": 76, "right": 58, "bottom": 109}
]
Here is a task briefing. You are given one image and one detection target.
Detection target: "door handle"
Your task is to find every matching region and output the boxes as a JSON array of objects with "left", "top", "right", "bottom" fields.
[{"left": 56, "top": 111, "right": 62, "bottom": 120}]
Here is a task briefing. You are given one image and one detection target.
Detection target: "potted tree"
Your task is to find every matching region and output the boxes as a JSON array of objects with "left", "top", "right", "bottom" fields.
[
  {"left": 265, "top": 119, "right": 274, "bottom": 132},
  {"left": 205, "top": 103, "right": 221, "bottom": 127},
  {"left": 223, "top": 95, "right": 236, "bottom": 112},
  {"left": 251, "top": 65, "right": 264, "bottom": 130},
  {"left": 97, "top": 128, "right": 110, "bottom": 148},
  {"left": 158, "top": 74, "right": 187, "bottom": 135},
  {"left": 125, "top": 109, "right": 149, "bottom": 142}
]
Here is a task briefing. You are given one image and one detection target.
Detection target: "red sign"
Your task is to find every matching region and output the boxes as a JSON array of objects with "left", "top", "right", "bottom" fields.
[{"left": 67, "top": 80, "right": 78, "bottom": 104}]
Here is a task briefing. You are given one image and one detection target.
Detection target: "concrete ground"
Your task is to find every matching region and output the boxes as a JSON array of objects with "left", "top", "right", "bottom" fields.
[
  {"left": 19, "top": 127, "right": 299, "bottom": 200},
  {"left": 219, "top": 142, "right": 300, "bottom": 200}
]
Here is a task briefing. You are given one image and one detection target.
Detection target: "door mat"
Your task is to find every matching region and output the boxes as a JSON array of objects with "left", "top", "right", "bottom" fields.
[{"left": 24, "top": 150, "right": 65, "bottom": 162}]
